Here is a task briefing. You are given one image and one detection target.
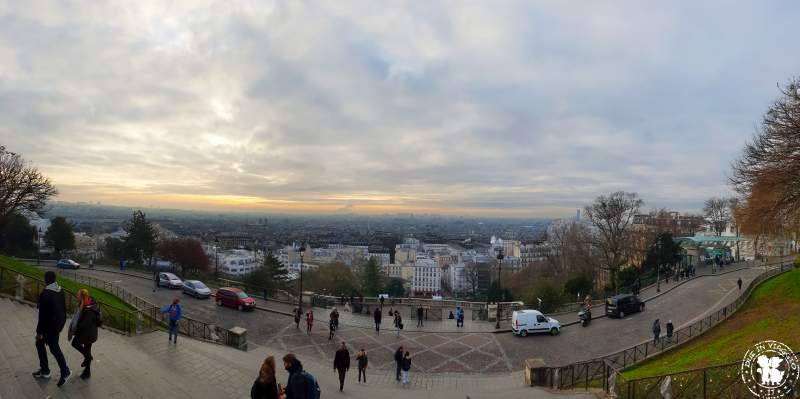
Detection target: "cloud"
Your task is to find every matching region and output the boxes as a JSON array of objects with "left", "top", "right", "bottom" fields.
[{"left": 1, "top": 1, "right": 798, "bottom": 217}]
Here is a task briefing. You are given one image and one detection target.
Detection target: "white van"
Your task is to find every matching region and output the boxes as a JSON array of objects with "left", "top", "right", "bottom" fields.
[{"left": 511, "top": 309, "right": 560, "bottom": 337}]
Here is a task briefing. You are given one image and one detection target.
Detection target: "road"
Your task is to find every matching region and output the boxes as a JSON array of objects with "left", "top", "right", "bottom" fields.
[{"left": 34, "top": 260, "right": 783, "bottom": 373}]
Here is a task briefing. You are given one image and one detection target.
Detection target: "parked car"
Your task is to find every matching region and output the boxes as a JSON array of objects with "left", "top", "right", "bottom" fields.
[
  {"left": 511, "top": 309, "right": 561, "bottom": 337},
  {"left": 157, "top": 272, "right": 183, "bottom": 289},
  {"left": 605, "top": 293, "right": 645, "bottom": 318},
  {"left": 215, "top": 287, "right": 256, "bottom": 311},
  {"left": 56, "top": 259, "right": 80, "bottom": 269},
  {"left": 182, "top": 280, "right": 211, "bottom": 299}
]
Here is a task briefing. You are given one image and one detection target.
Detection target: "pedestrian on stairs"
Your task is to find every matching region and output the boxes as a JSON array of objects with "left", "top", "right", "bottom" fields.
[
  {"left": 33, "top": 271, "right": 71, "bottom": 387},
  {"left": 162, "top": 298, "right": 182, "bottom": 344},
  {"left": 69, "top": 288, "right": 102, "bottom": 380}
]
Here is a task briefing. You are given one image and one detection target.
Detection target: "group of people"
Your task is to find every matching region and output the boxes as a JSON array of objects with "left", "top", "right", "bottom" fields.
[
  {"left": 651, "top": 319, "right": 675, "bottom": 345},
  {"left": 250, "top": 344, "right": 413, "bottom": 399},
  {"left": 32, "top": 271, "right": 103, "bottom": 387},
  {"left": 447, "top": 306, "right": 466, "bottom": 327}
]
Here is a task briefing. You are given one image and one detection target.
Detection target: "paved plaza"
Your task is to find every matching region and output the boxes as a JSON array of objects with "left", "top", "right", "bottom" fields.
[{"left": 0, "top": 296, "right": 595, "bottom": 399}]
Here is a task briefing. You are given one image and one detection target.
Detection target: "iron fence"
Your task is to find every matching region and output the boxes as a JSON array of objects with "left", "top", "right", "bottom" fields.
[
  {"left": 0, "top": 264, "right": 238, "bottom": 347},
  {"left": 615, "top": 353, "right": 800, "bottom": 398},
  {"left": 542, "top": 257, "right": 794, "bottom": 392}
]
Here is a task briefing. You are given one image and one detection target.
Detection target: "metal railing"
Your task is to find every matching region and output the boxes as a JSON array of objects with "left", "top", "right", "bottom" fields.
[
  {"left": 0, "top": 264, "right": 236, "bottom": 348},
  {"left": 615, "top": 353, "right": 800, "bottom": 398},
  {"left": 542, "top": 257, "right": 794, "bottom": 392}
]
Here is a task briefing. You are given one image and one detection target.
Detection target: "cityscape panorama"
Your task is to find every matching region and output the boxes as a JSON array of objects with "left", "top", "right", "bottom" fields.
[{"left": 1, "top": 2, "right": 799, "bottom": 399}]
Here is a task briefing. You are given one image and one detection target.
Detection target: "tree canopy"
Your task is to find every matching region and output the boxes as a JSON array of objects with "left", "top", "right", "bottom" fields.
[
  {"left": 124, "top": 210, "right": 158, "bottom": 264},
  {"left": 0, "top": 146, "right": 57, "bottom": 224},
  {"left": 44, "top": 216, "right": 75, "bottom": 257},
  {"left": 360, "top": 256, "right": 384, "bottom": 296}
]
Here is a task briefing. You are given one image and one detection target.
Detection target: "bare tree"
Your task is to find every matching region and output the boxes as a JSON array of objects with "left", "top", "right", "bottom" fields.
[
  {"left": 0, "top": 146, "right": 57, "bottom": 223},
  {"left": 464, "top": 263, "right": 480, "bottom": 297},
  {"left": 584, "top": 191, "right": 643, "bottom": 291},
  {"left": 731, "top": 78, "right": 800, "bottom": 226},
  {"left": 703, "top": 197, "right": 732, "bottom": 236}
]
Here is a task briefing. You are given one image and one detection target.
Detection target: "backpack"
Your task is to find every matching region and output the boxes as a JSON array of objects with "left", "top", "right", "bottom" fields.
[{"left": 300, "top": 371, "right": 320, "bottom": 399}]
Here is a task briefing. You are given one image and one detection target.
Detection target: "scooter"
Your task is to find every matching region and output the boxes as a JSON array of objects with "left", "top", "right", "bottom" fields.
[{"left": 578, "top": 308, "right": 592, "bottom": 327}]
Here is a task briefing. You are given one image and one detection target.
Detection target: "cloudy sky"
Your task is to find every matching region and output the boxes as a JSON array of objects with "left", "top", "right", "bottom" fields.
[{"left": 1, "top": 1, "right": 798, "bottom": 217}]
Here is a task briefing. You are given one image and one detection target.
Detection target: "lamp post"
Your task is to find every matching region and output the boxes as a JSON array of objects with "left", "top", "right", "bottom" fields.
[
  {"left": 37, "top": 227, "right": 42, "bottom": 265},
  {"left": 298, "top": 243, "right": 306, "bottom": 313},
  {"left": 495, "top": 246, "right": 504, "bottom": 329},
  {"left": 656, "top": 240, "right": 662, "bottom": 293},
  {"left": 214, "top": 237, "right": 220, "bottom": 280}
]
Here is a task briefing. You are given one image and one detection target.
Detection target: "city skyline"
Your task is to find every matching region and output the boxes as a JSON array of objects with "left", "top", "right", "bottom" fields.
[{"left": 2, "top": 2, "right": 800, "bottom": 217}]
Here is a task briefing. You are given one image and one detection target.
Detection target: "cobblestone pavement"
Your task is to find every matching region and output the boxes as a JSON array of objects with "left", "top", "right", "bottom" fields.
[{"left": 269, "top": 321, "right": 514, "bottom": 373}]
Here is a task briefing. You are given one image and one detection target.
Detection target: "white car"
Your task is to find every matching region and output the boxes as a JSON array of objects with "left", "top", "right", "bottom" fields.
[
  {"left": 158, "top": 272, "right": 183, "bottom": 289},
  {"left": 511, "top": 309, "right": 561, "bottom": 337}
]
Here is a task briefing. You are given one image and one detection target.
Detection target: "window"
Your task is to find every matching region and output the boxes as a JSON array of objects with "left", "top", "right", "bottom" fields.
[{"left": 536, "top": 315, "right": 546, "bottom": 323}]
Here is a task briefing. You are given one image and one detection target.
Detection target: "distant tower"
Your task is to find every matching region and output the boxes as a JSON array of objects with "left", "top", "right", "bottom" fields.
[{"left": 576, "top": 209, "right": 581, "bottom": 221}]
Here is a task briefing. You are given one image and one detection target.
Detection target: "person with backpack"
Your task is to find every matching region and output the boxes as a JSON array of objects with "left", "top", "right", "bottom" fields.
[
  {"left": 373, "top": 307, "right": 382, "bottom": 334},
  {"left": 162, "top": 298, "right": 182, "bottom": 344},
  {"left": 356, "top": 348, "right": 368, "bottom": 384},
  {"left": 251, "top": 355, "right": 279, "bottom": 399},
  {"left": 305, "top": 309, "right": 314, "bottom": 335},
  {"left": 69, "top": 288, "right": 102, "bottom": 380},
  {"left": 33, "top": 271, "right": 71, "bottom": 387},
  {"left": 394, "top": 346, "right": 404, "bottom": 381},
  {"left": 401, "top": 351, "right": 412, "bottom": 386},
  {"left": 333, "top": 341, "right": 350, "bottom": 392},
  {"left": 282, "top": 353, "right": 320, "bottom": 399}
]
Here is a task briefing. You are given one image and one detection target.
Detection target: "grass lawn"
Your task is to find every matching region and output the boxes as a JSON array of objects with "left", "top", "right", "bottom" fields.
[
  {"left": 622, "top": 267, "right": 800, "bottom": 380},
  {"left": 0, "top": 255, "right": 135, "bottom": 312}
]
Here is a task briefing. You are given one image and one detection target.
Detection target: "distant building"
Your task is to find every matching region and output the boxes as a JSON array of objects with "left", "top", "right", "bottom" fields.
[
  {"left": 410, "top": 255, "right": 441, "bottom": 297},
  {"left": 216, "top": 249, "right": 259, "bottom": 276},
  {"left": 216, "top": 233, "right": 254, "bottom": 250}
]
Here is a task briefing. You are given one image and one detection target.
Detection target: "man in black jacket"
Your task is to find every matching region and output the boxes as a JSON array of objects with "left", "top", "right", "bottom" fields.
[
  {"left": 394, "top": 346, "right": 404, "bottom": 381},
  {"left": 373, "top": 307, "right": 382, "bottom": 334},
  {"left": 283, "top": 353, "right": 315, "bottom": 399},
  {"left": 333, "top": 341, "right": 350, "bottom": 392},
  {"left": 33, "top": 271, "right": 71, "bottom": 387}
]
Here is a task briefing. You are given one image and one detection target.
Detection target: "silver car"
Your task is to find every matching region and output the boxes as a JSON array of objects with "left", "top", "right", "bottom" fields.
[
  {"left": 158, "top": 272, "right": 183, "bottom": 289},
  {"left": 182, "top": 280, "right": 211, "bottom": 298}
]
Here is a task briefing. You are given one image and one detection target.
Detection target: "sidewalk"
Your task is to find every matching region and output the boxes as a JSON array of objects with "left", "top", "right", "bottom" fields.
[{"left": 0, "top": 296, "right": 597, "bottom": 399}]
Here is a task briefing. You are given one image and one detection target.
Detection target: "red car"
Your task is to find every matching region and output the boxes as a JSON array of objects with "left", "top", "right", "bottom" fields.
[{"left": 215, "top": 287, "right": 256, "bottom": 311}]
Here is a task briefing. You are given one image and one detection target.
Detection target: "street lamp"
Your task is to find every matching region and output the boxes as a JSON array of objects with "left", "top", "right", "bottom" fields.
[
  {"left": 297, "top": 243, "right": 306, "bottom": 313},
  {"left": 214, "top": 237, "right": 220, "bottom": 280},
  {"left": 495, "top": 246, "right": 504, "bottom": 329},
  {"left": 656, "top": 240, "right": 662, "bottom": 293},
  {"left": 37, "top": 227, "right": 42, "bottom": 265}
]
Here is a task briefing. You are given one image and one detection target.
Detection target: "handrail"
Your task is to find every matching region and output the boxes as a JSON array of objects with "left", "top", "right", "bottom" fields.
[{"left": 542, "top": 257, "right": 795, "bottom": 392}]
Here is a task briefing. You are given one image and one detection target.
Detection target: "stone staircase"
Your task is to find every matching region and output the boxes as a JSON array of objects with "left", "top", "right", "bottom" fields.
[{"left": 0, "top": 296, "right": 233, "bottom": 399}]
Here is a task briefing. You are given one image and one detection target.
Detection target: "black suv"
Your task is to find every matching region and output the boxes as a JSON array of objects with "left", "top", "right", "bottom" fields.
[{"left": 605, "top": 294, "right": 645, "bottom": 318}]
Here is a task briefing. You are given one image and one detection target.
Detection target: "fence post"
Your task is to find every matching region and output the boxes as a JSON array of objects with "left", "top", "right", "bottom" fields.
[{"left": 703, "top": 369, "right": 707, "bottom": 398}]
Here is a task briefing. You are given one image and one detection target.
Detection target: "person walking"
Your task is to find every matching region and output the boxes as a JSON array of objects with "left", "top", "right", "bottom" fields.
[
  {"left": 333, "top": 341, "right": 350, "bottom": 392},
  {"left": 737, "top": 277, "right": 742, "bottom": 291},
  {"left": 294, "top": 307, "right": 301, "bottom": 329},
  {"left": 416, "top": 305, "right": 424, "bottom": 327},
  {"left": 665, "top": 320, "right": 674, "bottom": 344},
  {"left": 282, "top": 353, "right": 319, "bottom": 399},
  {"left": 328, "top": 309, "right": 337, "bottom": 341},
  {"left": 652, "top": 319, "right": 661, "bottom": 345},
  {"left": 373, "top": 307, "right": 382, "bottom": 334},
  {"left": 69, "top": 288, "right": 102, "bottom": 380},
  {"left": 251, "top": 355, "right": 280, "bottom": 399},
  {"left": 305, "top": 309, "right": 314, "bottom": 335},
  {"left": 394, "top": 346, "right": 404, "bottom": 381},
  {"left": 33, "top": 271, "right": 71, "bottom": 387},
  {"left": 394, "top": 311, "right": 403, "bottom": 337},
  {"left": 161, "top": 298, "right": 182, "bottom": 344},
  {"left": 456, "top": 306, "right": 464, "bottom": 327},
  {"left": 401, "top": 351, "right": 412, "bottom": 386},
  {"left": 356, "top": 348, "right": 368, "bottom": 384}
]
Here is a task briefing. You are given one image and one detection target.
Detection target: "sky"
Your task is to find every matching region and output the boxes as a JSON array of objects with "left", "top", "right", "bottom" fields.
[{"left": 1, "top": 1, "right": 799, "bottom": 218}]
